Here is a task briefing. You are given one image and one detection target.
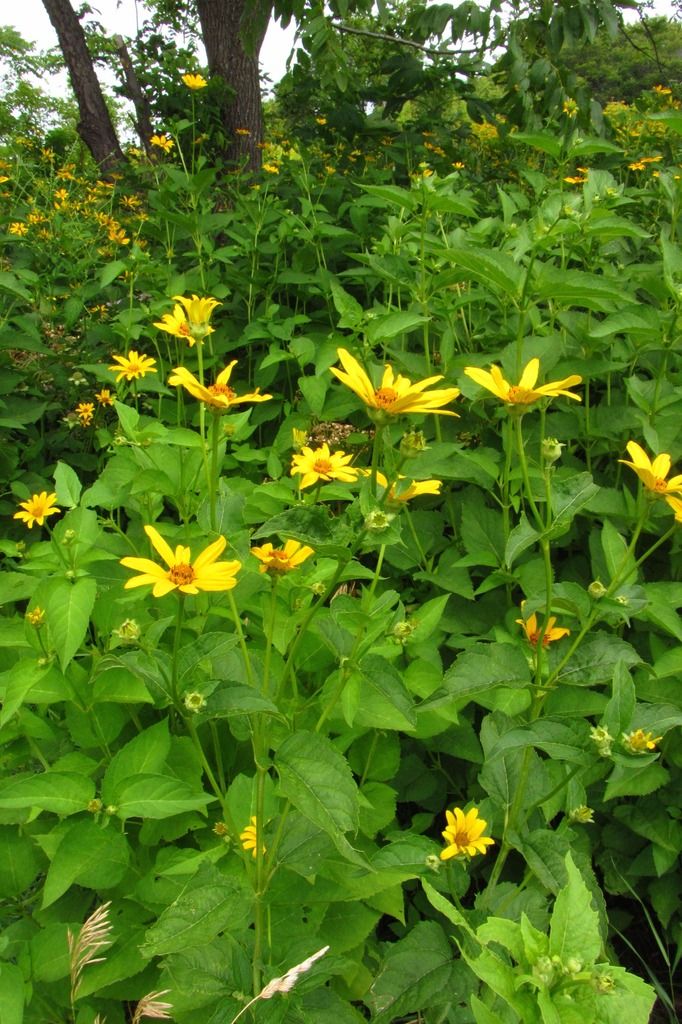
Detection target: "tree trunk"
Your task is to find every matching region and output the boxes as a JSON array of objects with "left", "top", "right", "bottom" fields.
[
  {"left": 195, "top": 0, "right": 272, "bottom": 169},
  {"left": 42, "top": 0, "right": 124, "bottom": 173},
  {"left": 113, "top": 34, "right": 155, "bottom": 156}
]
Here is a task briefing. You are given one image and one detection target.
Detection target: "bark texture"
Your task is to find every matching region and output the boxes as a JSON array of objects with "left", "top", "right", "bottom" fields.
[
  {"left": 42, "top": 0, "right": 124, "bottom": 172},
  {"left": 196, "top": 0, "right": 272, "bottom": 169},
  {"left": 113, "top": 35, "right": 155, "bottom": 156}
]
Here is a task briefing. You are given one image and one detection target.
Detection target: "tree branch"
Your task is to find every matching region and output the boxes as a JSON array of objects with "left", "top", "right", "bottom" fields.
[{"left": 329, "top": 20, "right": 477, "bottom": 67}]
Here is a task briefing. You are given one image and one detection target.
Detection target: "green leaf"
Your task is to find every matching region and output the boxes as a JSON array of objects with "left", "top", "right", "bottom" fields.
[
  {"left": 365, "top": 310, "right": 428, "bottom": 343},
  {"left": 53, "top": 461, "right": 82, "bottom": 508},
  {"left": 141, "top": 865, "right": 251, "bottom": 956},
  {"left": 102, "top": 720, "right": 171, "bottom": 806},
  {"left": 556, "top": 632, "right": 639, "bottom": 686},
  {"left": 368, "top": 920, "right": 466, "bottom": 1024},
  {"left": 344, "top": 655, "right": 417, "bottom": 731},
  {"left": 535, "top": 267, "right": 631, "bottom": 312},
  {"left": 275, "top": 731, "right": 363, "bottom": 864},
  {"left": 549, "top": 473, "right": 599, "bottom": 536},
  {"left": 359, "top": 182, "right": 417, "bottom": 211},
  {"left": 208, "top": 686, "right": 281, "bottom": 717},
  {"left": 99, "top": 259, "right": 126, "bottom": 287},
  {"left": 42, "top": 820, "right": 130, "bottom": 908},
  {"left": 435, "top": 643, "right": 532, "bottom": 704},
  {"left": 601, "top": 661, "right": 636, "bottom": 738},
  {"left": 0, "top": 962, "right": 24, "bottom": 1024},
  {"left": 505, "top": 514, "right": 540, "bottom": 568},
  {"left": 549, "top": 854, "right": 602, "bottom": 965},
  {"left": 44, "top": 576, "right": 97, "bottom": 670},
  {"left": 0, "top": 660, "right": 48, "bottom": 726},
  {"left": 510, "top": 131, "right": 562, "bottom": 158},
  {"left": 0, "top": 772, "right": 95, "bottom": 815},
  {"left": 601, "top": 520, "right": 636, "bottom": 586},
  {"left": 0, "top": 826, "right": 44, "bottom": 897},
  {"left": 444, "top": 243, "right": 523, "bottom": 299},
  {"left": 113, "top": 774, "right": 212, "bottom": 820},
  {"left": 252, "top": 506, "right": 337, "bottom": 547},
  {"left": 330, "top": 279, "right": 364, "bottom": 328}
]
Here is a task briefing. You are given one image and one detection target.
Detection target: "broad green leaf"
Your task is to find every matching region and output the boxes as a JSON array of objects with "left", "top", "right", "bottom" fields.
[
  {"left": 344, "top": 655, "right": 416, "bottom": 731},
  {"left": 436, "top": 643, "right": 532, "bottom": 704},
  {"left": 0, "top": 826, "right": 44, "bottom": 897},
  {"left": 359, "top": 182, "right": 417, "bottom": 211},
  {"left": 365, "top": 310, "right": 428, "bottom": 343},
  {"left": 44, "top": 576, "right": 97, "bottom": 670},
  {"left": 367, "top": 920, "right": 466, "bottom": 1024},
  {"left": 330, "top": 280, "right": 364, "bottom": 328},
  {"left": 42, "top": 820, "right": 130, "bottom": 908},
  {"left": 0, "top": 660, "right": 48, "bottom": 726},
  {"left": 510, "top": 131, "right": 562, "bottom": 158},
  {"left": 601, "top": 519, "right": 636, "bottom": 586},
  {"left": 102, "top": 720, "right": 171, "bottom": 807},
  {"left": 53, "top": 461, "right": 82, "bottom": 508},
  {"left": 601, "top": 661, "right": 636, "bottom": 738},
  {"left": 275, "top": 731, "right": 362, "bottom": 864},
  {"left": 141, "top": 866, "right": 251, "bottom": 956},
  {"left": 113, "top": 774, "right": 212, "bottom": 820},
  {"left": 549, "top": 473, "right": 599, "bottom": 536},
  {"left": 99, "top": 259, "right": 126, "bottom": 286},
  {"left": 0, "top": 772, "right": 95, "bottom": 815},
  {"left": 0, "top": 962, "right": 25, "bottom": 1024},
  {"left": 252, "top": 506, "right": 337, "bottom": 546},
  {"left": 487, "top": 719, "right": 591, "bottom": 765},
  {"left": 549, "top": 854, "right": 602, "bottom": 965},
  {"left": 208, "top": 686, "right": 281, "bottom": 717},
  {"left": 535, "top": 267, "right": 631, "bottom": 312},
  {"left": 444, "top": 243, "right": 523, "bottom": 299},
  {"left": 604, "top": 762, "right": 669, "bottom": 800},
  {"left": 505, "top": 514, "right": 540, "bottom": 568},
  {"left": 556, "top": 632, "right": 639, "bottom": 686}
]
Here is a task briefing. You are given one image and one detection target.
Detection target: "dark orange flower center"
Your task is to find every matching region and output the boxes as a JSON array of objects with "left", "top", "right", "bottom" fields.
[
  {"left": 507, "top": 386, "right": 536, "bottom": 405},
  {"left": 208, "top": 384, "right": 236, "bottom": 400},
  {"left": 653, "top": 477, "right": 668, "bottom": 492},
  {"left": 313, "top": 459, "right": 333, "bottom": 474},
  {"left": 527, "top": 629, "right": 551, "bottom": 648},
  {"left": 169, "top": 563, "right": 195, "bottom": 585},
  {"left": 178, "top": 322, "right": 191, "bottom": 335},
  {"left": 374, "top": 386, "right": 398, "bottom": 408}
]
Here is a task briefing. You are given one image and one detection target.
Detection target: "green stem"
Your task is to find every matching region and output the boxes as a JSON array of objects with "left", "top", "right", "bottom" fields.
[
  {"left": 170, "top": 597, "right": 185, "bottom": 706},
  {"left": 227, "top": 590, "right": 256, "bottom": 688},
  {"left": 209, "top": 412, "right": 222, "bottom": 532},
  {"left": 514, "top": 415, "right": 543, "bottom": 530}
]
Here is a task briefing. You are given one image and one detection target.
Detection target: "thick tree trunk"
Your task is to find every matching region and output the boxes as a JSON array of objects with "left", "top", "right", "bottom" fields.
[
  {"left": 113, "top": 34, "right": 155, "bottom": 156},
  {"left": 42, "top": 0, "right": 124, "bottom": 173},
  {"left": 195, "top": 0, "right": 272, "bottom": 169}
]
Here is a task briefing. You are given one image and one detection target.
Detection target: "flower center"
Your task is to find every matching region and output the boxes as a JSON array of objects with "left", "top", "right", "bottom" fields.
[
  {"left": 313, "top": 459, "right": 333, "bottom": 475},
  {"left": 168, "top": 563, "right": 196, "bottom": 586},
  {"left": 507, "top": 386, "right": 536, "bottom": 405},
  {"left": 208, "top": 384, "right": 236, "bottom": 400},
  {"left": 178, "top": 322, "right": 191, "bottom": 336},
  {"left": 374, "top": 386, "right": 398, "bottom": 408},
  {"left": 653, "top": 477, "right": 668, "bottom": 492},
  {"left": 527, "top": 629, "right": 550, "bottom": 648}
]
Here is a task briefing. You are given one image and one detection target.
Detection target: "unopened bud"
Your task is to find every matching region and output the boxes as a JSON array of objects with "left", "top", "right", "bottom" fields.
[
  {"left": 184, "top": 691, "right": 206, "bottom": 713},
  {"left": 542, "top": 437, "right": 564, "bottom": 465},
  {"left": 590, "top": 725, "right": 613, "bottom": 758},
  {"left": 62, "top": 529, "right": 77, "bottom": 545},
  {"left": 568, "top": 805, "right": 594, "bottom": 824},
  {"left": 113, "top": 618, "right": 141, "bottom": 643},
  {"left": 400, "top": 430, "right": 429, "bottom": 459},
  {"left": 588, "top": 580, "right": 607, "bottom": 599},
  {"left": 87, "top": 798, "right": 103, "bottom": 814},
  {"left": 364, "top": 509, "right": 394, "bottom": 531}
]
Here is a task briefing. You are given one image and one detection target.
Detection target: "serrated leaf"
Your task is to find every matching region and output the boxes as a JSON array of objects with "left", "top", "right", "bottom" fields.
[
  {"left": 549, "top": 473, "right": 599, "bottom": 535},
  {"left": 113, "top": 774, "right": 212, "bottom": 820},
  {"left": 53, "top": 461, "right": 82, "bottom": 508},
  {"left": 505, "top": 514, "right": 540, "bottom": 568},
  {"left": 42, "top": 820, "right": 130, "bottom": 908},
  {"left": 252, "top": 506, "right": 336, "bottom": 546},
  {"left": 549, "top": 854, "right": 601, "bottom": 965},
  {"left": 275, "top": 731, "right": 363, "bottom": 864},
  {"left": 0, "top": 772, "right": 95, "bottom": 815},
  {"left": 346, "top": 655, "right": 416, "bottom": 731},
  {"left": 556, "top": 632, "right": 639, "bottom": 686},
  {"left": 44, "top": 576, "right": 97, "bottom": 670},
  {"left": 102, "top": 720, "right": 171, "bottom": 805}
]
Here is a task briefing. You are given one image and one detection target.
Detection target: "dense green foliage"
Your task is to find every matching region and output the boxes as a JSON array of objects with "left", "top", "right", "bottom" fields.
[{"left": 1, "top": 35, "right": 682, "bottom": 1024}]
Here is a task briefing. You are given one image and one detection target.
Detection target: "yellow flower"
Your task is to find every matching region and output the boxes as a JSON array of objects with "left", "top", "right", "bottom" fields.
[
  {"left": 464, "top": 357, "right": 582, "bottom": 405},
  {"left": 364, "top": 470, "right": 442, "bottom": 504},
  {"left": 562, "top": 98, "right": 578, "bottom": 117},
  {"left": 251, "top": 539, "right": 314, "bottom": 574},
  {"left": 182, "top": 73, "right": 207, "bottom": 90},
  {"left": 9, "top": 222, "right": 28, "bottom": 236},
  {"left": 26, "top": 606, "right": 45, "bottom": 627},
  {"left": 452, "top": 161, "right": 465, "bottom": 170},
  {"left": 440, "top": 806, "right": 495, "bottom": 861},
  {"left": 622, "top": 729, "right": 662, "bottom": 753},
  {"left": 150, "top": 134, "right": 174, "bottom": 152},
  {"left": 316, "top": 116, "right": 327, "bottom": 125},
  {"left": 76, "top": 401, "right": 95, "bottom": 426},
  {"left": 619, "top": 441, "right": 682, "bottom": 496},
  {"left": 653, "top": 84, "right": 672, "bottom": 95},
  {"left": 665, "top": 495, "right": 682, "bottom": 522},
  {"left": 95, "top": 389, "right": 114, "bottom": 406},
  {"left": 154, "top": 294, "right": 221, "bottom": 346},
  {"left": 14, "top": 491, "right": 61, "bottom": 529},
  {"left": 291, "top": 443, "right": 360, "bottom": 490},
  {"left": 235, "top": 127, "right": 251, "bottom": 136},
  {"left": 563, "top": 175, "right": 586, "bottom": 184},
  {"left": 331, "top": 348, "right": 460, "bottom": 420},
  {"left": 262, "top": 162, "right": 280, "bottom": 174},
  {"left": 168, "top": 362, "right": 272, "bottom": 410},
  {"left": 240, "top": 816, "right": 265, "bottom": 857},
  {"left": 516, "top": 603, "right": 570, "bottom": 647},
  {"left": 120, "top": 524, "right": 241, "bottom": 597},
  {"left": 108, "top": 350, "right": 157, "bottom": 382}
]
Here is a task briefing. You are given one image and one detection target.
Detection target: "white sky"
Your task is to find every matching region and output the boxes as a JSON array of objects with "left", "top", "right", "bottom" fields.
[{"left": 5, "top": 0, "right": 298, "bottom": 88}]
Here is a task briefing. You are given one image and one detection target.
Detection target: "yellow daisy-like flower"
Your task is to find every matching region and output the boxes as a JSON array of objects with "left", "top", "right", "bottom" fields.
[
  {"left": 240, "top": 817, "right": 265, "bottom": 858},
  {"left": 182, "top": 73, "right": 208, "bottom": 90},
  {"left": 331, "top": 348, "right": 460, "bottom": 420},
  {"left": 150, "top": 134, "right": 174, "bottom": 152},
  {"left": 14, "top": 491, "right": 61, "bottom": 529},
  {"left": 168, "top": 362, "right": 272, "bottom": 410},
  {"left": 291, "top": 442, "right": 360, "bottom": 490},
  {"left": 440, "top": 806, "right": 495, "bottom": 861},
  {"left": 95, "top": 389, "right": 114, "bottom": 406},
  {"left": 154, "top": 294, "right": 221, "bottom": 347},
  {"left": 665, "top": 495, "right": 682, "bottom": 522},
  {"left": 464, "top": 358, "right": 582, "bottom": 406},
  {"left": 622, "top": 729, "right": 662, "bottom": 754},
  {"left": 369, "top": 471, "right": 442, "bottom": 504},
  {"left": 108, "top": 350, "right": 157, "bottom": 382},
  {"left": 76, "top": 401, "right": 95, "bottom": 426},
  {"left": 9, "top": 221, "right": 28, "bottom": 236},
  {"left": 120, "top": 524, "right": 241, "bottom": 597},
  {"left": 619, "top": 441, "right": 682, "bottom": 496},
  {"left": 26, "top": 606, "right": 45, "bottom": 627},
  {"left": 516, "top": 602, "right": 570, "bottom": 647},
  {"left": 251, "top": 539, "right": 314, "bottom": 574}
]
